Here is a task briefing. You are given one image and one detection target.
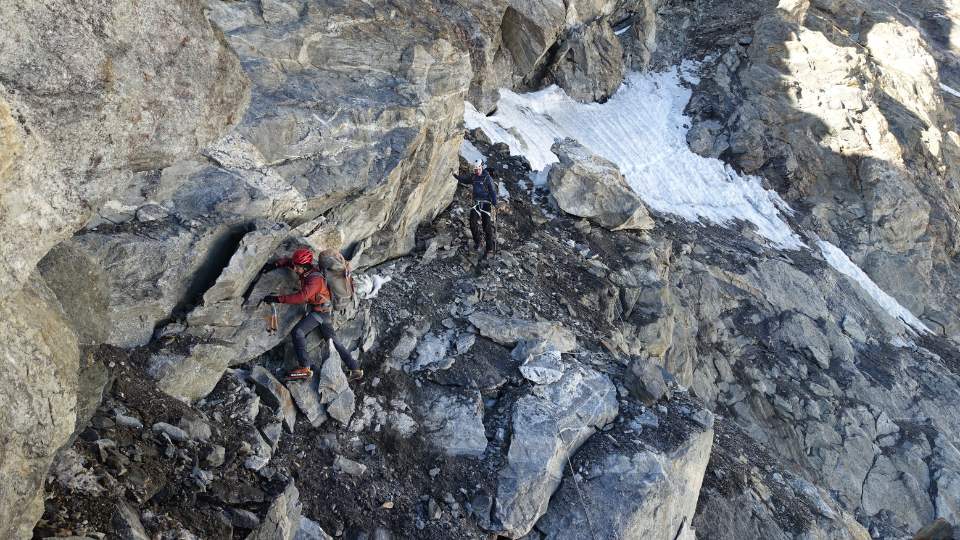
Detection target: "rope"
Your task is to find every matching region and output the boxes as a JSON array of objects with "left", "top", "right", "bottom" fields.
[{"left": 557, "top": 421, "right": 605, "bottom": 540}]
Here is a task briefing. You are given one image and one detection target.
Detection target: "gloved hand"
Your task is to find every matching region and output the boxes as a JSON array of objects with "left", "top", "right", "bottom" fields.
[
  {"left": 263, "top": 295, "right": 280, "bottom": 304},
  {"left": 260, "top": 261, "right": 277, "bottom": 275}
]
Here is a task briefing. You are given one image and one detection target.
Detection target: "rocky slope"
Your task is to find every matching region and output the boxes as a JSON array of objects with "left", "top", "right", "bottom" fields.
[{"left": 2, "top": 0, "right": 960, "bottom": 539}]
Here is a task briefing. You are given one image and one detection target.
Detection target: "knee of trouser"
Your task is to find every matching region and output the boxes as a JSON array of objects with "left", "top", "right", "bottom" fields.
[{"left": 292, "top": 326, "right": 307, "bottom": 340}]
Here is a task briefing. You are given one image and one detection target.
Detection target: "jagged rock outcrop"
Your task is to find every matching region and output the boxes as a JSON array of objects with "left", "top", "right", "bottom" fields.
[
  {"left": 0, "top": 0, "right": 249, "bottom": 297},
  {"left": 548, "top": 138, "right": 654, "bottom": 230},
  {"left": 684, "top": 0, "right": 960, "bottom": 339},
  {"left": 0, "top": 277, "right": 80, "bottom": 539},
  {"left": 493, "top": 362, "right": 618, "bottom": 538},
  {"left": 534, "top": 397, "right": 713, "bottom": 540},
  {"left": 545, "top": 20, "right": 625, "bottom": 102}
]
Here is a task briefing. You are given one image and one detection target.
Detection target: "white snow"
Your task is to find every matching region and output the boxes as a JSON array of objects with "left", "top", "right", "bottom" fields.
[
  {"left": 354, "top": 274, "right": 392, "bottom": 300},
  {"left": 940, "top": 83, "right": 960, "bottom": 99},
  {"left": 614, "top": 25, "right": 632, "bottom": 36},
  {"left": 817, "top": 240, "right": 930, "bottom": 334},
  {"left": 459, "top": 140, "right": 484, "bottom": 165},
  {"left": 464, "top": 67, "right": 804, "bottom": 249}
]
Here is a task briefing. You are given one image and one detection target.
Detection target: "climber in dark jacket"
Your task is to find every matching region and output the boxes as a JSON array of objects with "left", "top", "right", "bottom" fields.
[
  {"left": 261, "top": 248, "right": 362, "bottom": 382},
  {"left": 454, "top": 160, "right": 499, "bottom": 257}
]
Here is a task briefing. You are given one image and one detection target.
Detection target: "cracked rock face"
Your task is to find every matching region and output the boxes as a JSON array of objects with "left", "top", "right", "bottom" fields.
[
  {"left": 535, "top": 398, "right": 714, "bottom": 540},
  {"left": 493, "top": 363, "right": 618, "bottom": 538},
  {"left": 0, "top": 0, "right": 249, "bottom": 297},
  {"left": 0, "top": 277, "right": 80, "bottom": 538}
]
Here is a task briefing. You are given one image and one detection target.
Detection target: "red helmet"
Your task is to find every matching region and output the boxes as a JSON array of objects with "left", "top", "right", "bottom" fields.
[{"left": 292, "top": 248, "right": 313, "bottom": 266}]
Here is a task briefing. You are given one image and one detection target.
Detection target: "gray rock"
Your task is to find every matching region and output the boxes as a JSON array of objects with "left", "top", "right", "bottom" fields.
[
  {"left": 494, "top": 363, "right": 618, "bottom": 538},
  {"left": 418, "top": 386, "right": 488, "bottom": 457},
  {"left": 262, "top": 422, "right": 283, "bottom": 450},
  {"left": 111, "top": 501, "right": 150, "bottom": 540},
  {"left": 518, "top": 349, "right": 566, "bottom": 385},
  {"left": 536, "top": 404, "right": 714, "bottom": 540},
  {"left": 468, "top": 312, "right": 577, "bottom": 352},
  {"left": 286, "top": 371, "right": 328, "bottom": 428},
  {"left": 0, "top": 0, "right": 247, "bottom": 298},
  {"left": 246, "top": 482, "right": 301, "bottom": 540},
  {"left": 409, "top": 331, "right": 454, "bottom": 372},
  {"left": 318, "top": 356, "right": 356, "bottom": 425},
  {"left": 249, "top": 366, "right": 297, "bottom": 433},
  {"left": 152, "top": 422, "right": 189, "bottom": 443},
  {"left": 243, "top": 427, "right": 273, "bottom": 471},
  {"left": 548, "top": 138, "right": 653, "bottom": 231},
  {"left": 547, "top": 21, "right": 625, "bottom": 103},
  {"left": 333, "top": 456, "right": 367, "bottom": 476},
  {"left": 205, "top": 445, "right": 226, "bottom": 468},
  {"left": 178, "top": 415, "right": 212, "bottom": 442},
  {"left": 295, "top": 517, "right": 333, "bottom": 540},
  {"left": 625, "top": 358, "right": 669, "bottom": 405},
  {"left": 226, "top": 507, "right": 261, "bottom": 530},
  {"left": 115, "top": 413, "right": 144, "bottom": 430},
  {"left": 0, "top": 279, "right": 80, "bottom": 537},
  {"left": 148, "top": 341, "right": 235, "bottom": 403}
]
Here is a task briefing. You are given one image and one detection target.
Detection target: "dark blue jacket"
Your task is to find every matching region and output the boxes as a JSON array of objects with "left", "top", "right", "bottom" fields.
[{"left": 456, "top": 170, "right": 498, "bottom": 205}]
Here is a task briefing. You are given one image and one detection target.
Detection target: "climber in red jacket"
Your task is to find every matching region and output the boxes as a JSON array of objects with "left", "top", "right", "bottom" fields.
[{"left": 261, "top": 248, "right": 363, "bottom": 382}]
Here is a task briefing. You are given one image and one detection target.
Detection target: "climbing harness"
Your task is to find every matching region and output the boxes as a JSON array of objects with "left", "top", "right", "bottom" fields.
[{"left": 471, "top": 202, "right": 493, "bottom": 218}]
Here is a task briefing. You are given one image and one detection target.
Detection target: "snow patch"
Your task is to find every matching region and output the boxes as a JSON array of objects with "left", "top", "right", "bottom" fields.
[
  {"left": 459, "top": 140, "right": 484, "bottom": 164},
  {"left": 817, "top": 240, "right": 930, "bottom": 334},
  {"left": 464, "top": 67, "right": 803, "bottom": 249},
  {"left": 355, "top": 274, "right": 392, "bottom": 300}
]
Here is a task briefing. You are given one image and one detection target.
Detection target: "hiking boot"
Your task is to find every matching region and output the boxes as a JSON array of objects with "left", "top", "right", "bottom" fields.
[
  {"left": 347, "top": 369, "right": 364, "bottom": 381},
  {"left": 285, "top": 367, "right": 313, "bottom": 380}
]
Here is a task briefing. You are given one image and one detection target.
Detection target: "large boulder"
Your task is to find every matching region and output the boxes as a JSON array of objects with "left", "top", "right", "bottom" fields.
[
  {"left": 548, "top": 138, "right": 654, "bottom": 231},
  {"left": 246, "top": 482, "right": 302, "bottom": 540},
  {"left": 535, "top": 400, "right": 714, "bottom": 539},
  {"left": 39, "top": 219, "right": 235, "bottom": 348},
  {"left": 468, "top": 311, "right": 577, "bottom": 352},
  {"left": 205, "top": 0, "right": 472, "bottom": 269},
  {"left": 546, "top": 21, "right": 625, "bottom": 103},
  {"left": 417, "top": 385, "right": 488, "bottom": 457},
  {"left": 493, "top": 362, "right": 618, "bottom": 538},
  {"left": 0, "top": 277, "right": 79, "bottom": 539},
  {"left": 0, "top": 0, "right": 248, "bottom": 297}
]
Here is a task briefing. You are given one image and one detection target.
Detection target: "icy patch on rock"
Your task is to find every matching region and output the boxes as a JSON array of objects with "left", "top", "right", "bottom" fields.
[
  {"left": 464, "top": 67, "right": 804, "bottom": 249},
  {"left": 817, "top": 240, "right": 930, "bottom": 334}
]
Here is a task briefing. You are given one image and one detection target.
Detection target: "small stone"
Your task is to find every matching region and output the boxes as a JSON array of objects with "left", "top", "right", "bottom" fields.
[
  {"left": 333, "top": 455, "right": 367, "bottom": 476},
  {"left": 178, "top": 415, "right": 212, "bottom": 442},
  {"left": 205, "top": 445, "right": 226, "bottom": 468},
  {"left": 429, "top": 467, "right": 440, "bottom": 478},
  {"left": 115, "top": 413, "right": 144, "bottom": 429},
  {"left": 152, "top": 422, "right": 189, "bottom": 443},
  {"left": 427, "top": 498, "right": 442, "bottom": 520},
  {"left": 382, "top": 501, "right": 394, "bottom": 509},
  {"left": 625, "top": 358, "right": 669, "bottom": 405}
]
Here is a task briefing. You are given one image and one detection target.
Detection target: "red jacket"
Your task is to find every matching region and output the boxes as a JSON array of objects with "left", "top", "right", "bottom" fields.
[{"left": 275, "top": 258, "right": 332, "bottom": 311}]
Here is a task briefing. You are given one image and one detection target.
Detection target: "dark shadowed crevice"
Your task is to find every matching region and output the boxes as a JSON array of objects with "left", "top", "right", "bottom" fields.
[{"left": 168, "top": 222, "right": 254, "bottom": 321}]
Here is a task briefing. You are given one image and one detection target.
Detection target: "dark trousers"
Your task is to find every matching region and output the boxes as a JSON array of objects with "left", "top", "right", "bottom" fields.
[
  {"left": 291, "top": 311, "right": 358, "bottom": 370},
  {"left": 469, "top": 202, "right": 496, "bottom": 254}
]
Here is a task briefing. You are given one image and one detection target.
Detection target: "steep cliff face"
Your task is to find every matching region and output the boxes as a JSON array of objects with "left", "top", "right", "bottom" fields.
[
  {"left": 3, "top": 0, "right": 960, "bottom": 538},
  {"left": 684, "top": 0, "right": 960, "bottom": 338}
]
